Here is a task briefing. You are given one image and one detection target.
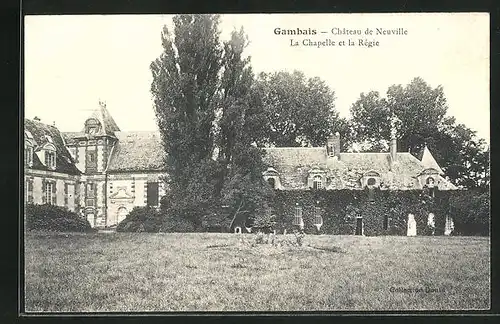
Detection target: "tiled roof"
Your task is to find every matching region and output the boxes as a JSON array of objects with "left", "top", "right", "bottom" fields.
[
  {"left": 24, "top": 119, "right": 80, "bottom": 175},
  {"left": 262, "top": 147, "right": 454, "bottom": 190},
  {"left": 107, "top": 131, "right": 165, "bottom": 172}
]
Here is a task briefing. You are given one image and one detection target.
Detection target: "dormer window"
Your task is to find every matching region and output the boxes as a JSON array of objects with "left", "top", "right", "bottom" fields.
[
  {"left": 45, "top": 150, "right": 56, "bottom": 169},
  {"left": 25, "top": 145, "right": 34, "bottom": 167},
  {"left": 24, "top": 136, "right": 34, "bottom": 167},
  {"left": 85, "top": 118, "right": 102, "bottom": 135},
  {"left": 417, "top": 168, "right": 440, "bottom": 192},
  {"left": 42, "top": 142, "right": 57, "bottom": 170},
  {"left": 313, "top": 175, "right": 323, "bottom": 190},
  {"left": 267, "top": 178, "right": 276, "bottom": 189},
  {"left": 263, "top": 167, "right": 282, "bottom": 190},
  {"left": 362, "top": 170, "right": 381, "bottom": 189},
  {"left": 308, "top": 167, "right": 326, "bottom": 190}
]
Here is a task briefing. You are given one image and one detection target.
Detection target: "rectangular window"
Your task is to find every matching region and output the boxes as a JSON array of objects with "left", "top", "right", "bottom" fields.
[
  {"left": 314, "top": 206, "right": 323, "bottom": 225},
  {"left": 45, "top": 182, "right": 54, "bottom": 205},
  {"left": 86, "top": 150, "right": 97, "bottom": 172},
  {"left": 87, "top": 183, "right": 95, "bottom": 197},
  {"left": 27, "top": 179, "right": 33, "bottom": 203},
  {"left": 147, "top": 182, "right": 159, "bottom": 207},
  {"left": 293, "top": 205, "right": 303, "bottom": 226},
  {"left": 64, "top": 183, "right": 68, "bottom": 207},
  {"left": 45, "top": 151, "right": 56, "bottom": 169},
  {"left": 25, "top": 146, "right": 33, "bottom": 166},
  {"left": 86, "top": 182, "right": 95, "bottom": 207}
]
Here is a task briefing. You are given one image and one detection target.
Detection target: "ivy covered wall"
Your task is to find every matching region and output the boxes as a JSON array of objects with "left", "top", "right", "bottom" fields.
[{"left": 265, "top": 189, "right": 489, "bottom": 236}]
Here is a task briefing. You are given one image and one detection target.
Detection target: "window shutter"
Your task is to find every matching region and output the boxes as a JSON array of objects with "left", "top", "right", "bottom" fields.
[
  {"left": 307, "top": 176, "right": 313, "bottom": 189},
  {"left": 42, "top": 179, "right": 46, "bottom": 204},
  {"left": 52, "top": 181, "right": 57, "bottom": 205},
  {"left": 64, "top": 183, "right": 68, "bottom": 206},
  {"left": 147, "top": 182, "right": 159, "bottom": 207}
]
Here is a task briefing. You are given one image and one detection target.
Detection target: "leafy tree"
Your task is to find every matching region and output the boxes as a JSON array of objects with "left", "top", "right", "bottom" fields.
[
  {"left": 151, "top": 16, "right": 272, "bottom": 230},
  {"left": 386, "top": 77, "right": 448, "bottom": 154},
  {"left": 150, "top": 14, "right": 222, "bottom": 191},
  {"left": 216, "top": 28, "right": 274, "bottom": 228},
  {"left": 349, "top": 91, "right": 390, "bottom": 152},
  {"left": 349, "top": 77, "right": 489, "bottom": 189},
  {"left": 257, "top": 71, "right": 343, "bottom": 147}
]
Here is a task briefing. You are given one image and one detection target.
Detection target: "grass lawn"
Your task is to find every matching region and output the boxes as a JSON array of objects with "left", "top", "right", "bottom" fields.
[{"left": 24, "top": 232, "right": 490, "bottom": 312}]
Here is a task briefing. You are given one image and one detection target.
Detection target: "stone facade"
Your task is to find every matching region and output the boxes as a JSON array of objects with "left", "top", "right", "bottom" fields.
[{"left": 24, "top": 102, "right": 166, "bottom": 229}]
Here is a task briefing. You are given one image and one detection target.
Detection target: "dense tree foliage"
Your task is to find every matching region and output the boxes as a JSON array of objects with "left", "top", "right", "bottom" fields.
[
  {"left": 256, "top": 71, "right": 347, "bottom": 148},
  {"left": 151, "top": 15, "right": 273, "bottom": 230},
  {"left": 349, "top": 77, "right": 489, "bottom": 189}
]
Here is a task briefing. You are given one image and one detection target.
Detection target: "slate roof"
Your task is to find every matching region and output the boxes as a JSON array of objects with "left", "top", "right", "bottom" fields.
[
  {"left": 262, "top": 147, "right": 456, "bottom": 190},
  {"left": 107, "top": 131, "right": 165, "bottom": 172},
  {"left": 24, "top": 119, "right": 80, "bottom": 175}
]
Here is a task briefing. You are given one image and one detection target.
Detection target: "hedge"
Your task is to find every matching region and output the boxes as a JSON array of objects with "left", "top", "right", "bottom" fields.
[{"left": 25, "top": 203, "right": 94, "bottom": 232}]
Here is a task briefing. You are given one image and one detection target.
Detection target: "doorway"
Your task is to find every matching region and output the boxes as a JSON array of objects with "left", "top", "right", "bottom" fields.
[
  {"left": 355, "top": 217, "right": 363, "bottom": 235},
  {"left": 87, "top": 213, "right": 95, "bottom": 228}
]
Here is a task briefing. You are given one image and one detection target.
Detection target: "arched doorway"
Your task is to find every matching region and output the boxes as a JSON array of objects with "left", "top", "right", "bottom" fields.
[{"left": 117, "top": 206, "right": 128, "bottom": 224}]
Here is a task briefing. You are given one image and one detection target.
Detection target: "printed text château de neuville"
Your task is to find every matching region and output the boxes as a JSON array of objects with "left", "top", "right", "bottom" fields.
[{"left": 274, "top": 27, "right": 408, "bottom": 48}]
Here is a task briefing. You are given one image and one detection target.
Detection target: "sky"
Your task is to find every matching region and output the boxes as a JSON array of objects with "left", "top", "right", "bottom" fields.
[{"left": 24, "top": 13, "right": 490, "bottom": 143}]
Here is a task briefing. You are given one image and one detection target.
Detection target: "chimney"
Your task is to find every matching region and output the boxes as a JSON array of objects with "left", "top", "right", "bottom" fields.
[
  {"left": 327, "top": 132, "right": 341, "bottom": 160},
  {"left": 389, "top": 116, "right": 398, "bottom": 166},
  {"left": 390, "top": 136, "right": 397, "bottom": 163}
]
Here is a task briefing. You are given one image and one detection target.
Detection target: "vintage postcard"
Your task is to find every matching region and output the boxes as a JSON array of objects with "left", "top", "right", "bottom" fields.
[{"left": 23, "top": 13, "right": 490, "bottom": 313}]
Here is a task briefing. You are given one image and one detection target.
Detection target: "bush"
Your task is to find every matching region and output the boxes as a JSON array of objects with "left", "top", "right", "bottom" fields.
[
  {"left": 25, "top": 204, "right": 93, "bottom": 232},
  {"left": 116, "top": 206, "right": 163, "bottom": 233}
]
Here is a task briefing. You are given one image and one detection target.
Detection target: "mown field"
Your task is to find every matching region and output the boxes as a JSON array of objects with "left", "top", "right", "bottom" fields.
[{"left": 24, "top": 232, "right": 490, "bottom": 312}]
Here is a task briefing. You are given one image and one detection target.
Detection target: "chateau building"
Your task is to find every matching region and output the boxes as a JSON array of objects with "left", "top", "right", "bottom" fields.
[{"left": 24, "top": 101, "right": 456, "bottom": 229}]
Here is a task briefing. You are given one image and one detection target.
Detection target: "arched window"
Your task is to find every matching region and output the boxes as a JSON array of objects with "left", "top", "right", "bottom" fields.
[
  {"left": 42, "top": 143, "right": 57, "bottom": 170},
  {"left": 267, "top": 177, "right": 276, "bottom": 189},
  {"left": 85, "top": 118, "right": 101, "bottom": 135},
  {"left": 117, "top": 207, "right": 128, "bottom": 223},
  {"left": 313, "top": 175, "right": 323, "bottom": 190}
]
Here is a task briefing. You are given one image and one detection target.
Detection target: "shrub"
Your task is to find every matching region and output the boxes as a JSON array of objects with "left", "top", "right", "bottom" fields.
[
  {"left": 25, "top": 204, "right": 93, "bottom": 232},
  {"left": 116, "top": 206, "right": 163, "bottom": 233}
]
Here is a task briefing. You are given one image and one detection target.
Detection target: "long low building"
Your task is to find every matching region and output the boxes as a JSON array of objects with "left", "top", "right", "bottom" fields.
[{"left": 24, "top": 101, "right": 457, "bottom": 229}]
